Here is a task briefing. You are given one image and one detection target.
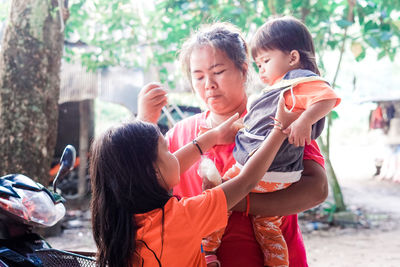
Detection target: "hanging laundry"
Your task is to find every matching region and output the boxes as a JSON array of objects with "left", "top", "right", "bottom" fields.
[
  {"left": 386, "top": 104, "right": 396, "bottom": 121},
  {"left": 369, "top": 106, "right": 384, "bottom": 130}
]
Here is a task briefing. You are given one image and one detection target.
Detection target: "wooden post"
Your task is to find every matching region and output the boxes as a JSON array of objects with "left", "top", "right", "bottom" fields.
[{"left": 78, "top": 99, "right": 93, "bottom": 197}]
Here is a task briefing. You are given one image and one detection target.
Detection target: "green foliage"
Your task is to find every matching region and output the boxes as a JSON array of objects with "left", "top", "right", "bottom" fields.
[
  {"left": 331, "top": 110, "right": 339, "bottom": 120},
  {"left": 328, "top": 110, "right": 339, "bottom": 127},
  {"left": 63, "top": 0, "right": 399, "bottom": 85},
  {"left": 0, "top": 1, "right": 10, "bottom": 22},
  {"left": 94, "top": 99, "right": 131, "bottom": 136},
  {"left": 0, "top": 0, "right": 398, "bottom": 74}
]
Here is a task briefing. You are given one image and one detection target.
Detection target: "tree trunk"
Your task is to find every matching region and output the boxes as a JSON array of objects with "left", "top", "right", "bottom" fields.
[
  {"left": 317, "top": 115, "right": 346, "bottom": 212},
  {"left": 325, "top": 155, "right": 346, "bottom": 212},
  {"left": 0, "top": 0, "right": 65, "bottom": 185},
  {"left": 316, "top": 0, "right": 356, "bottom": 212}
]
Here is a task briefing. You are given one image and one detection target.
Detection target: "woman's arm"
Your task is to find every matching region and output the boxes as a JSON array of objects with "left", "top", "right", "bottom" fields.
[{"left": 231, "top": 159, "right": 328, "bottom": 216}]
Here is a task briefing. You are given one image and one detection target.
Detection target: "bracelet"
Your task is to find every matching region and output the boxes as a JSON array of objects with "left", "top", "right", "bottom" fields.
[
  {"left": 192, "top": 139, "right": 203, "bottom": 155},
  {"left": 268, "top": 116, "right": 283, "bottom": 130}
]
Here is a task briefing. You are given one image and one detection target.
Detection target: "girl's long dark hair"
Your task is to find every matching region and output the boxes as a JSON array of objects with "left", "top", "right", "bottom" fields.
[
  {"left": 251, "top": 16, "right": 320, "bottom": 75},
  {"left": 90, "top": 121, "right": 171, "bottom": 267}
]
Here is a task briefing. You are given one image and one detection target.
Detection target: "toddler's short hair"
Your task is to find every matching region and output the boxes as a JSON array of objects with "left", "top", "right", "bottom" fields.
[{"left": 251, "top": 16, "right": 320, "bottom": 75}]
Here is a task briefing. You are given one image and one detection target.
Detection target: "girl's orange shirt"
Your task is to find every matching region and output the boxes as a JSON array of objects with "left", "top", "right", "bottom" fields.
[{"left": 134, "top": 187, "right": 228, "bottom": 266}]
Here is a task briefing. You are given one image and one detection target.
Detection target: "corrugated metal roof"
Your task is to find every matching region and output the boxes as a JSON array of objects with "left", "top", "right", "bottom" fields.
[
  {"left": 59, "top": 61, "right": 98, "bottom": 104},
  {"left": 99, "top": 66, "right": 143, "bottom": 114},
  {"left": 59, "top": 61, "right": 144, "bottom": 114}
]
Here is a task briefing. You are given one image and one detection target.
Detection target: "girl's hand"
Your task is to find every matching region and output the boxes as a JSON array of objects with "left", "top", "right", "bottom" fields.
[
  {"left": 137, "top": 82, "right": 168, "bottom": 124},
  {"left": 202, "top": 175, "right": 217, "bottom": 191},
  {"left": 283, "top": 118, "right": 312, "bottom": 147},
  {"left": 199, "top": 158, "right": 222, "bottom": 190},
  {"left": 212, "top": 113, "right": 242, "bottom": 145},
  {"left": 275, "top": 95, "right": 302, "bottom": 129}
]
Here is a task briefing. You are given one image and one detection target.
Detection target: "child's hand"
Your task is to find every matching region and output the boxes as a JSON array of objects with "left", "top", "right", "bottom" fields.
[
  {"left": 202, "top": 176, "right": 217, "bottom": 191},
  {"left": 283, "top": 118, "right": 312, "bottom": 147},
  {"left": 199, "top": 158, "right": 222, "bottom": 190},
  {"left": 275, "top": 96, "right": 302, "bottom": 129},
  {"left": 213, "top": 113, "right": 242, "bottom": 145},
  {"left": 137, "top": 82, "right": 168, "bottom": 124}
]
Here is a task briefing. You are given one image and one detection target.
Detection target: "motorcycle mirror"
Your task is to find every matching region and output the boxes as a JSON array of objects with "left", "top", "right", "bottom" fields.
[
  {"left": 60, "top": 145, "right": 76, "bottom": 170},
  {"left": 53, "top": 145, "right": 76, "bottom": 193}
]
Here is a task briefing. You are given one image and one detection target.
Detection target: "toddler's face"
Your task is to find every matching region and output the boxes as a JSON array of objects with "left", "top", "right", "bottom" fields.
[{"left": 255, "top": 49, "right": 293, "bottom": 86}]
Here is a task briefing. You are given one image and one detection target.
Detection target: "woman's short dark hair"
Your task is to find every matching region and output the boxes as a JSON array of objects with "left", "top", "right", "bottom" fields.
[
  {"left": 251, "top": 16, "right": 320, "bottom": 75},
  {"left": 179, "top": 22, "right": 249, "bottom": 88},
  {"left": 90, "top": 121, "right": 171, "bottom": 267}
]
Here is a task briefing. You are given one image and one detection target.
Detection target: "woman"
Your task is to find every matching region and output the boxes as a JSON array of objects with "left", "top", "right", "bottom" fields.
[{"left": 137, "top": 22, "right": 327, "bottom": 266}]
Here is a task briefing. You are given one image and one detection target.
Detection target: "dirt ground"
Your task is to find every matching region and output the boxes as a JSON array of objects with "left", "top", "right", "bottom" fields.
[
  {"left": 302, "top": 177, "right": 400, "bottom": 267},
  {"left": 301, "top": 143, "right": 400, "bottom": 267},
  {"left": 46, "top": 144, "right": 400, "bottom": 266}
]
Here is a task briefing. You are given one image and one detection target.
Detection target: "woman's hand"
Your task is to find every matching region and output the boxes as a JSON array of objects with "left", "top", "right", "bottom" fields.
[
  {"left": 275, "top": 95, "right": 302, "bottom": 130},
  {"left": 212, "top": 113, "right": 243, "bottom": 145},
  {"left": 137, "top": 82, "right": 168, "bottom": 124}
]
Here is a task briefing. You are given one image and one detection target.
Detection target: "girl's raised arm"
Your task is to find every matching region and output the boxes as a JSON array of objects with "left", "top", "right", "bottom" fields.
[{"left": 232, "top": 159, "right": 328, "bottom": 216}]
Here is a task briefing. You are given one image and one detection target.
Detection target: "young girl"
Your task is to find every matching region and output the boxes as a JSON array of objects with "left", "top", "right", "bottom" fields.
[
  {"left": 202, "top": 16, "right": 341, "bottom": 267},
  {"left": 89, "top": 97, "right": 299, "bottom": 267}
]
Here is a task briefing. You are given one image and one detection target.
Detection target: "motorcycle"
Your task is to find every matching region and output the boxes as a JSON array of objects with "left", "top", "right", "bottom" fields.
[{"left": 0, "top": 145, "right": 96, "bottom": 267}]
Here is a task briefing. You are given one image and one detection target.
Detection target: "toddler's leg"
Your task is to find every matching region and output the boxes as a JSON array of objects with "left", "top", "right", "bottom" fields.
[
  {"left": 201, "top": 165, "right": 240, "bottom": 266},
  {"left": 203, "top": 211, "right": 232, "bottom": 266},
  {"left": 222, "top": 164, "right": 241, "bottom": 180},
  {"left": 202, "top": 227, "right": 225, "bottom": 267},
  {"left": 202, "top": 227, "right": 226, "bottom": 253},
  {"left": 251, "top": 215, "right": 289, "bottom": 267}
]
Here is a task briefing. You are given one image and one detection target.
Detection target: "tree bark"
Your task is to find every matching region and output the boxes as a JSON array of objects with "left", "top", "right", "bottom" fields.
[{"left": 0, "top": 0, "right": 65, "bottom": 185}]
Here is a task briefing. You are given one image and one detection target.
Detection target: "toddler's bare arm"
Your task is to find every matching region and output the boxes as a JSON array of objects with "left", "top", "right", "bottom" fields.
[{"left": 284, "top": 99, "right": 337, "bottom": 146}]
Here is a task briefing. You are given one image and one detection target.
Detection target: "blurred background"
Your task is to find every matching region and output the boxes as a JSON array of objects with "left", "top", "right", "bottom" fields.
[{"left": 0, "top": 0, "right": 399, "bottom": 266}]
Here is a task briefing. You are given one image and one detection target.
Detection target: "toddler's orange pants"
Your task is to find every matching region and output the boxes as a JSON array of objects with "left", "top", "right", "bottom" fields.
[{"left": 202, "top": 165, "right": 292, "bottom": 267}]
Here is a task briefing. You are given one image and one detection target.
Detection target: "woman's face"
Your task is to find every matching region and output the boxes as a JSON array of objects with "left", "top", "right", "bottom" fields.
[{"left": 189, "top": 46, "right": 248, "bottom": 116}]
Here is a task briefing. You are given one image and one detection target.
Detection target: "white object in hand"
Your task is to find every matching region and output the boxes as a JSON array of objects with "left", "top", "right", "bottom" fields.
[{"left": 198, "top": 158, "right": 222, "bottom": 186}]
